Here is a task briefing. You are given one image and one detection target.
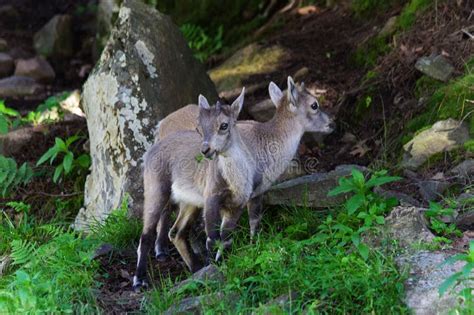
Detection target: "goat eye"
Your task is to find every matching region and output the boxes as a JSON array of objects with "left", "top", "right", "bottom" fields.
[
  {"left": 220, "top": 123, "right": 228, "bottom": 131},
  {"left": 311, "top": 102, "right": 319, "bottom": 110}
]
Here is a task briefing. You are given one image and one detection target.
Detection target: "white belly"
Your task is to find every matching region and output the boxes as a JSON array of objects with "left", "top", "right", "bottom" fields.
[{"left": 171, "top": 182, "right": 205, "bottom": 207}]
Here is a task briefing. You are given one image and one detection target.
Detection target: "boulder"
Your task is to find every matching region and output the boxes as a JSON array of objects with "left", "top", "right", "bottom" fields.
[
  {"left": 0, "top": 76, "right": 44, "bottom": 98},
  {"left": 401, "top": 119, "right": 469, "bottom": 170},
  {"left": 0, "top": 39, "right": 8, "bottom": 52},
  {"left": 397, "top": 251, "right": 472, "bottom": 315},
  {"left": 59, "top": 90, "right": 85, "bottom": 118},
  {"left": 385, "top": 206, "right": 434, "bottom": 248},
  {"left": 417, "top": 179, "right": 450, "bottom": 202},
  {"left": 74, "top": 0, "right": 217, "bottom": 229},
  {"left": 263, "top": 165, "right": 366, "bottom": 208},
  {"left": 34, "top": 14, "right": 74, "bottom": 58},
  {"left": 379, "top": 16, "right": 398, "bottom": 37},
  {"left": 0, "top": 127, "right": 37, "bottom": 156},
  {"left": 415, "top": 54, "right": 455, "bottom": 82},
  {"left": 14, "top": 56, "right": 56, "bottom": 83},
  {"left": 0, "top": 53, "right": 13, "bottom": 78},
  {"left": 209, "top": 43, "right": 286, "bottom": 93},
  {"left": 253, "top": 291, "right": 299, "bottom": 314}
]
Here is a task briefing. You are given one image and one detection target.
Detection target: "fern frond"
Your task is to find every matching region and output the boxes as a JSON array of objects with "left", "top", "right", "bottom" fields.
[
  {"left": 10, "top": 239, "right": 36, "bottom": 266},
  {"left": 0, "top": 155, "right": 33, "bottom": 197}
]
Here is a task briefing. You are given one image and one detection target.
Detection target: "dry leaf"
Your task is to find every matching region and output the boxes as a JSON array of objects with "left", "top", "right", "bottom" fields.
[
  {"left": 350, "top": 140, "right": 371, "bottom": 157},
  {"left": 120, "top": 269, "right": 131, "bottom": 280}
]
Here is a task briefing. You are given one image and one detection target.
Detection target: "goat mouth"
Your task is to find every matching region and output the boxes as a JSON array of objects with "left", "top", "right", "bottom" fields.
[{"left": 204, "top": 150, "right": 216, "bottom": 159}]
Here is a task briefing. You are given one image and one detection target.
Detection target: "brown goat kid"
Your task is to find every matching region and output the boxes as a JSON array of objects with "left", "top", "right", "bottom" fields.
[{"left": 133, "top": 88, "right": 256, "bottom": 289}]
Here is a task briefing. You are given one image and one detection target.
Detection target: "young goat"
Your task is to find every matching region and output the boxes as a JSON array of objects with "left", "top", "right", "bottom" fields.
[
  {"left": 134, "top": 88, "right": 256, "bottom": 289},
  {"left": 152, "top": 77, "right": 335, "bottom": 259}
]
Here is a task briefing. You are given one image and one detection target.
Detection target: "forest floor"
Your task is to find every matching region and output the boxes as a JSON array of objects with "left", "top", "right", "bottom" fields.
[{"left": 1, "top": 0, "right": 473, "bottom": 313}]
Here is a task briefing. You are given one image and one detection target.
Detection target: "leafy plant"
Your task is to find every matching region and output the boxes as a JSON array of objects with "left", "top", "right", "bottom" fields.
[
  {"left": 0, "top": 100, "right": 20, "bottom": 134},
  {"left": 322, "top": 169, "right": 401, "bottom": 259},
  {"left": 36, "top": 136, "right": 91, "bottom": 183},
  {"left": 0, "top": 155, "right": 33, "bottom": 197},
  {"left": 424, "top": 202, "right": 462, "bottom": 238},
  {"left": 439, "top": 240, "right": 474, "bottom": 312},
  {"left": 180, "top": 23, "right": 223, "bottom": 62}
]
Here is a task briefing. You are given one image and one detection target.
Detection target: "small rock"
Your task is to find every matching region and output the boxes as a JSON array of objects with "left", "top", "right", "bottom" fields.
[
  {"left": 254, "top": 291, "right": 299, "bottom": 314},
  {"left": 417, "top": 180, "right": 450, "bottom": 202},
  {"left": 397, "top": 251, "right": 472, "bottom": 315},
  {"left": 0, "top": 39, "right": 8, "bottom": 52},
  {"left": 164, "top": 292, "right": 235, "bottom": 315},
  {"left": 449, "top": 159, "right": 474, "bottom": 181},
  {"left": 0, "top": 255, "right": 12, "bottom": 276},
  {"left": 92, "top": 243, "right": 114, "bottom": 259},
  {"left": 264, "top": 165, "right": 366, "bottom": 208},
  {"left": 60, "top": 90, "right": 85, "bottom": 117},
  {"left": 34, "top": 14, "right": 74, "bottom": 58},
  {"left": 0, "top": 76, "right": 44, "bottom": 98},
  {"left": 248, "top": 98, "right": 275, "bottom": 122},
  {"left": 0, "top": 53, "right": 14, "bottom": 78},
  {"left": 385, "top": 206, "right": 434, "bottom": 248},
  {"left": 293, "top": 66, "right": 309, "bottom": 81},
  {"left": 373, "top": 186, "right": 421, "bottom": 207},
  {"left": 14, "top": 56, "right": 56, "bottom": 83},
  {"left": 171, "top": 265, "right": 225, "bottom": 295},
  {"left": 415, "top": 54, "right": 455, "bottom": 82},
  {"left": 0, "top": 5, "right": 19, "bottom": 25},
  {"left": 379, "top": 16, "right": 398, "bottom": 37},
  {"left": 0, "top": 127, "right": 36, "bottom": 156},
  {"left": 402, "top": 119, "right": 469, "bottom": 170},
  {"left": 455, "top": 209, "right": 474, "bottom": 231}
]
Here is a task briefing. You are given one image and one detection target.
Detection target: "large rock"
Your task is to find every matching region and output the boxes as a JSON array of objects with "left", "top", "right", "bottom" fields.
[
  {"left": 0, "top": 76, "right": 44, "bottom": 98},
  {"left": 170, "top": 265, "right": 224, "bottom": 295},
  {"left": 209, "top": 43, "right": 286, "bottom": 93},
  {"left": 34, "top": 14, "right": 74, "bottom": 58},
  {"left": 402, "top": 119, "right": 469, "bottom": 170},
  {"left": 264, "top": 165, "right": 366, "bottom": 208},
  {"left": 14, "top": 56, "right": 56, "bottom": 83},
  {"left": 163, "top": 292, "right": 234, "bottom": 315},
  {"left": 385, "top": 206, "right": 434, "bottom": 248},
  {"left": 397, "top": 251, "right": 472, "bottom": 315},
  {"left": 449, "top": 159, "right": 474, "bottom": 182},
  {"left": 0, "top": 53, "right": 13, "bottom": 78},
  {"left": 74, "top": 0, "right": 217, "bottom": 229},
  {"left": 415, "top": 54, "right": 455, "bottom": 82}
]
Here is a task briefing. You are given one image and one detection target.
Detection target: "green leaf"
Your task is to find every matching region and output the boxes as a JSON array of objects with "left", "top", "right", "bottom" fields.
[
  {"left": 346, "top": 193, "right": 365, "bottom": 215},
  {"left": 351, "top": 233, "right": 360, "bottom": 246},
  {"left": 375, "top": 216, "right": 385, "bottom": 225},
  {"left": 0, "top": 115, "right": 8, "bottom": 134},
  {"left": 76, "top": 154, "right": 91, "bottom": 169},
  {"left": 37, "top": 147, "right": 57, "bottom": 166},
  {"left": 55, "top": 138, "right": 67, "bottom": 152},
  {"left": 365, "top": 175, "right": 402, "bottom": 188},
  {"left": 357, "top": 243, "right": 369, "bottom": 260},
  {"left": 53, "top": 164, "right": 63, "bottom": 183},
  {"left": 65, "top": 135, "right": 80, "bottom": 147},
  {"left": 63, "top": 152, "right": 74, "bottom": 174},
  {"left": 351, "top": 169, "right": 365, "bottom": 187},
  {"left": 439, "top": 272, "right": 462, "bottom": 295}
]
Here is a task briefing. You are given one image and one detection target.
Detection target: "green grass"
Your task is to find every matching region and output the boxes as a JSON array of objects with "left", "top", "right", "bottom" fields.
[
  {"left": 351, "top": 0, "right": 399, "bottom": 17},
  {"left": 353, "top": 35, "right": 391, "bottom": 69},
  {"left": 0, "top": 197, "right": 141, "bottom": 314},
  {"left": 397, "top": 0, "right": 433, "bottom": 30}
]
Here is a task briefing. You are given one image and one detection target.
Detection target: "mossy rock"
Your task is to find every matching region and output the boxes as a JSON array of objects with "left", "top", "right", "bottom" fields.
[{"left": 209, "top": 43, "right": 287, "bottom": 92}]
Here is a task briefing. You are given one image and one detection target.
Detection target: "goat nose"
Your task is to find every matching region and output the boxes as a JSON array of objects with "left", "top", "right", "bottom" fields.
[{"left": 201, "top": 142, "right": 210, "bottom": 155}]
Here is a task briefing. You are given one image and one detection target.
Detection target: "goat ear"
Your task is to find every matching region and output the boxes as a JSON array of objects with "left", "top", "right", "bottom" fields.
[
  {"left": 231, "top": 87, "right": 245, "bottom": 118},
  {"left": 287, "top": 76, "right": 299, "bottom": 107},
  {"left": 269, "top": 81, "right": 283, "bottom": 107},
  {"left": 198, "top": 94, "right": 210, "bottom": 110}
]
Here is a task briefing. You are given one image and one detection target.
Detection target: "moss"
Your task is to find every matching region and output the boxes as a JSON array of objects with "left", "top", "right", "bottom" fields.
[
  {"left": 397, "top": 0, "right": 433, "bottom": 30},
  {"left": 351, "top": 0, "right": 400, "bottom": 17},
  {"left": 353, "top": 35, "right": 391, "bottom": 68},
  {"left": 405, "top": 72, "right": 474, "bottom": 136},
  {"left": 414, "top": 75, "right": 444, "bottom": 99},
  {"left": 464, "top": 140, "right": 474, "bottom": 153}
]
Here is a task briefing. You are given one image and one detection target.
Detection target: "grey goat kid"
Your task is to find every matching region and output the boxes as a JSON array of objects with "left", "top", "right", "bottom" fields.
[
  {"left": 153, "top": 77, "right": 335, "bottom": 260},
  {"left": 133, "top": 88, "right": 256, "bottom": 289}
]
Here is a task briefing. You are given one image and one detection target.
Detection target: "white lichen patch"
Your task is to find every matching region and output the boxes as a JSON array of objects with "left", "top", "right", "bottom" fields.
[
  {"left": 119, "top": 6, "right": 131, "bottom": 24},
  {"left": 134, "top": 40, "right": 157, "bottom": 78}
]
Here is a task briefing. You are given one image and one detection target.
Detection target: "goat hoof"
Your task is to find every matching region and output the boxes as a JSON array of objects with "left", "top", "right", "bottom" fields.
[
  {"left": 155, "top": 252, "right": 169, "bottom": 262},
  {"left": 132, "top": 276, "right": 149, "bottom": 292}
]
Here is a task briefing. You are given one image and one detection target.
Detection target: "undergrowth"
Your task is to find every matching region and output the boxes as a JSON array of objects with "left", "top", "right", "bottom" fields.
[
  {"left": 147, "top": 169, "right": 408, "bottom": 313},
  {"left": 0, "top": 198, "right": 141, "bottom": 314}
]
